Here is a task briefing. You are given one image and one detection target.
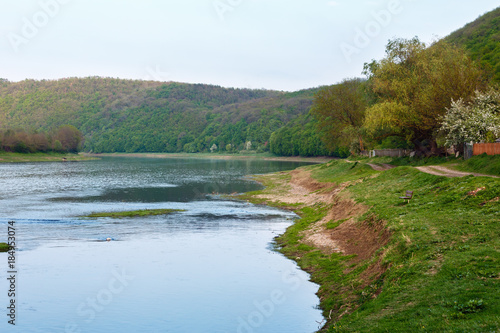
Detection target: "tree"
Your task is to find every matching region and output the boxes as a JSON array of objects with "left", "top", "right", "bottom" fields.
[
  {"left": 53, "top": 125, "right": 84, "bottom": 153},
  {"left": 311, "top": 78, "right": 367, "bottom": 151},
  {"left": 363, "top": 37, "right": 488, "bottom": 154},
  {"left": 440, "top": 89, "right": 500, "bottom": 146}
]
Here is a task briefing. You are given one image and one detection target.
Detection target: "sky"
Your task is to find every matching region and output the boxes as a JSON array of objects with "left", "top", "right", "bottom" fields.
[{"left": 0, "top": 0, "right": 498, "bottom": 91}]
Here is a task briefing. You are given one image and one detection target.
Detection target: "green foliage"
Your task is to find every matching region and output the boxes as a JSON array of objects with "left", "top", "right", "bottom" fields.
[
  {"left": 376, "top": 136, "right": 413, "bottom": 149},
  {"left": 447, "top": 299, "right": 485, "bottom": 319},
  {"left": 363, "top": 37, "right": 487, "bottom": 151},
  {"left": 311, "top": 78, "right": 368, "bottom": 151},
  {"left": 269, "top": 113, "right": 348, "bottom": 157},
  {"left": 446, "top": 7, "right": 500, "bottom": 83},
  {"left": 0, "top": 78, "right": 325, "bottom": 155}
]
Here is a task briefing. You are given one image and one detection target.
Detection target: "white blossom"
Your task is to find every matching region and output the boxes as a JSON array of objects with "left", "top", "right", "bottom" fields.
[{"left": 440, "top": 89, "right": 500, "bottom": 146}]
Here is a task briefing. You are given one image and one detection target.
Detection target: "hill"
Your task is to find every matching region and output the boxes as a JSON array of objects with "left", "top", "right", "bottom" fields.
[
  {"left": 0, "top": 77, "right": 327, "bottom": 154},
  {"left": 446, "top": 6, "right": 500, "bottom": 82}
]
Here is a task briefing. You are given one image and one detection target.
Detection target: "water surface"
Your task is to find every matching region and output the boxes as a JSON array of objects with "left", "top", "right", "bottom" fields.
[{"left": 0, "top": 157, "right": 323, "bottom": 332}]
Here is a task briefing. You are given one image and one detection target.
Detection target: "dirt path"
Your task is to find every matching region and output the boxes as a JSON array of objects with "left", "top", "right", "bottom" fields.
[
  {"left": 359, "top": 161, "right": 498, "bottom": 178},
  {"left": 415, "top": 165, "right": 498, "bottom": 178}
]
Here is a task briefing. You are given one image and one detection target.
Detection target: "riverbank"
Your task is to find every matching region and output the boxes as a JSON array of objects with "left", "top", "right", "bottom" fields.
[
  {"left": 239, "top": 160, "right": 500, "bottom": 332},
  {"left": 86, "top": 152, "right": 335, "bottom": 164},
  {"left": 0, "top": 152, "right": 97, "bottom": 163}
]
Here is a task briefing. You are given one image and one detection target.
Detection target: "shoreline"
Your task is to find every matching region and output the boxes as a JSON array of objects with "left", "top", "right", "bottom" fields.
[
  {"left": 238, "top": 163, "right": 378, "bottom": 332},
  {"left": 0, "top": 152, "right": 97, "bottom": 163},
  {"left": 238, "top": 159, "right": 500, "bottom": 332},
  {"left": 85, "top": 152, "right": 336, "bottom": 164}
]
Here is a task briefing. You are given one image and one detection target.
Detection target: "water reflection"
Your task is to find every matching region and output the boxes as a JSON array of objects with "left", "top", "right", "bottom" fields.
[{"left": 0, "top": 157, "right": 323, "bottom": 332}]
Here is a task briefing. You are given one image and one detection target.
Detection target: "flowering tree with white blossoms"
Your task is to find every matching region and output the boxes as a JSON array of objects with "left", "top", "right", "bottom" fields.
[{"left": 440, "top": 89, "right": 500, "bottom": 146}]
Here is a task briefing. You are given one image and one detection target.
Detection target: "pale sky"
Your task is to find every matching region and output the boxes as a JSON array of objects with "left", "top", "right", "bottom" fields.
[{"left": 1, "top": 0, "right": 498, "bottom": 91}]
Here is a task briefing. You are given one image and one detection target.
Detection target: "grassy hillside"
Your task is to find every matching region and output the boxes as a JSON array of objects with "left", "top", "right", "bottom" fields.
[
  {"left": 0, "top": 77, "right": 322, "bottom": 154},
  {"left": 446, "top": 7, "right": 500, "bottom": 83},
  {"left": 241, "top": 159, "right": 500, "bottom": 332}
]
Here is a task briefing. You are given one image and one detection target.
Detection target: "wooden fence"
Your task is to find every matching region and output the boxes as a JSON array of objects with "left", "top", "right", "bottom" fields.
[
  {"left": 473, "top": 143, "right": 500, "bottom": 156},
  {"left": 371, "top": 149, "right": 408, "bottom": 157},
  {"left": 359, "top": 149, "right": 409, "bottom": 157}
]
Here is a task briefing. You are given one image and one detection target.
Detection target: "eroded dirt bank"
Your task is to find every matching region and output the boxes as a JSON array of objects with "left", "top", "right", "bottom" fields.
[
  {"left": 252, "top": 168, "right": 390, "bottom": 260},
  {"left": 244, "top": 167, "right": 392, "bottom": 328}
]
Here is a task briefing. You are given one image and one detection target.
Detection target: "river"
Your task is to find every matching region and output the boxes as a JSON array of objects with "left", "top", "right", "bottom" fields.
[{"left": 0, "top": 157, "right": 323, "bottom": 333}]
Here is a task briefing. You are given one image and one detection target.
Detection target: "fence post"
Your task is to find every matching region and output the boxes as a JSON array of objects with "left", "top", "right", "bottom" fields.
[{"left": 464, "top": 143, "right": 473, "bottom": 160}]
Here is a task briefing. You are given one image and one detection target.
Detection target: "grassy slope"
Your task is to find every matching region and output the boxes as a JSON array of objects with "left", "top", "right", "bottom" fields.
[
  {"left": 244, "top": 160, "right": 499, "bottom": 332},
  {"left": 448, "top": 155, "right": 500, "bottom": 177}
]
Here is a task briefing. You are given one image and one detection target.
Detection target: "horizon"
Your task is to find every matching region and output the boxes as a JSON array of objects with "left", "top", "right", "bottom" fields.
[
  {"left": 0, "top": 76, "right": 328, "bottom": 92},
  {"left": 1, "top": 1, "right": 499, "bottom": 92}
]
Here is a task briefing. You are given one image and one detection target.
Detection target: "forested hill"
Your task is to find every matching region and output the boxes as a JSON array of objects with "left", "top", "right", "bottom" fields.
[
  {"left": 0, "top": 77, "right": 325, "bottom": 154},
  {"left": 446, "top": 6, "right": 500, "bottom": 82}
]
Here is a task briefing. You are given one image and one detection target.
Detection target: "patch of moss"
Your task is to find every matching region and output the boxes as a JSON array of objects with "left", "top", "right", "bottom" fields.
[
  {"left": 0, "top": 243, "right": 9, "bottom": 252},
  {"left": 84, "top": 209, "right": 185, "bottom": 218}
]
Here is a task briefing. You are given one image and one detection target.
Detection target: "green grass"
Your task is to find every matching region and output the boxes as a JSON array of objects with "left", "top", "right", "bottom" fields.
[
  {"left": 84, "top": 209, "right": 185, "bottom": 218},
  {"left": 0, "top": 152, "right": 97, "bottom": 163},
  {"left": 349, "top": 155, "right": 460, "bottom": 167},
  {"left": 242, "top": 159, "right": 500, "bottom": 332},
  {"left": 313, "top": 160, "right": 379, "bottom": 184},
  {"left": 0, "top": 242, "right": 9, "bottom": 252},
  {"left": 446, "top": 154, "right": 500, "bottom": 177},
  {"left": 350, "top": 154, "right": 500, "bottom": 176},
  {"left": 327, "top": 166, "right": 499, "bottom": 332}
]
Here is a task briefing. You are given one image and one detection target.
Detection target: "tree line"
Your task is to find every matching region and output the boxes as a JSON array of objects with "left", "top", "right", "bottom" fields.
[
  {"left": 0, "top": 125, "right": 83, "bottom": 153},
  {"left": 308, "top": 37, "right": 499, "bottom": 156}
]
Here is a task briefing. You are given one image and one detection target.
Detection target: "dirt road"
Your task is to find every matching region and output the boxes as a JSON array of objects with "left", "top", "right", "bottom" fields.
[{"left": 415, "top": 165, "right": 498, "bottom": 178}]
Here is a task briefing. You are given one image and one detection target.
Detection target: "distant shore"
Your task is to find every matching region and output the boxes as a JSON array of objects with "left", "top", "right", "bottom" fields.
[
  {"left": 85, "top": 152, "right": 336, "bottom": 164},
  {"left": 0, "top": 152, "right": 97, "bottom": 163}
]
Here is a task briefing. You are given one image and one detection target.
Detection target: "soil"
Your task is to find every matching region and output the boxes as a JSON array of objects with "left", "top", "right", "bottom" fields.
[{"left": 253, "top": 168, "right": 391, "bottom": 262}]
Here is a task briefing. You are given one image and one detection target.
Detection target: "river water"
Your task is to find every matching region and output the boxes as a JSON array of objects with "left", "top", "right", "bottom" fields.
[{"left": 0, "top": 157, "right": 323, "bottom": 333}]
